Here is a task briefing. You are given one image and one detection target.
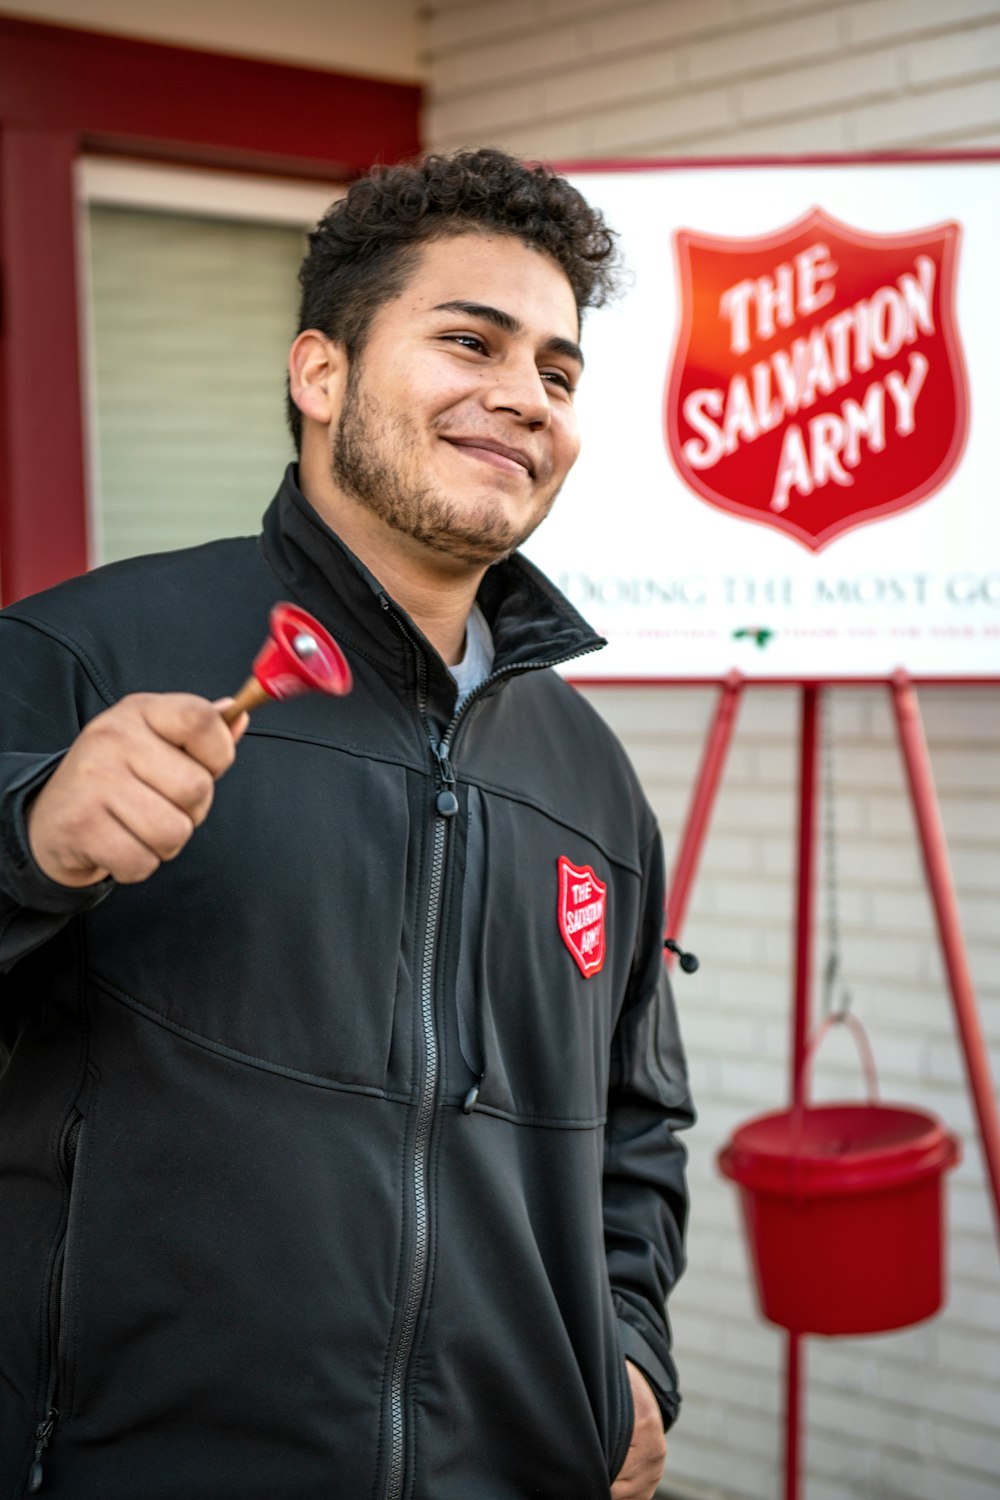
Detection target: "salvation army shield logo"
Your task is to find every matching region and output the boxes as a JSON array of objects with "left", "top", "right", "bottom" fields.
[
  {"left": 666, "top": 208, "right": 969, "bottom": 551},
  {"left": 557, "top": 856, "right": 607, "bottom": 978}
]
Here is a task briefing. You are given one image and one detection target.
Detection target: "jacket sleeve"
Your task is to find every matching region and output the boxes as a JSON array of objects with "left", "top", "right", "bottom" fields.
[
  {"left": 605, "top": 821, "right": 694, "bottom": 1431},
  {"left": 0, "top": 616, "right": 115, "bottom": 974}
]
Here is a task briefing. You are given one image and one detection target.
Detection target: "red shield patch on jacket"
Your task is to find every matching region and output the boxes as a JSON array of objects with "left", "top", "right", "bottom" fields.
[
  {"left": 557, "top": 856, "right": 607, "bottom": 978},
  {"left": 666, "top": 207, "right": 969, "bottom": 551}
]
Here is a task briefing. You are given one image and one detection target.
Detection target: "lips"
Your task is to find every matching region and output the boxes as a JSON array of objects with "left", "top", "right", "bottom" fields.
[{"left": 443, "top": 436, "right": 536, "bottom": 478}]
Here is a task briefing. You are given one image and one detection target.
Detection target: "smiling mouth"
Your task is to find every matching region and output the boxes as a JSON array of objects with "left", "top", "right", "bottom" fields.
[{"left": 443, "top": 438, "right": 535, "bottom": 478}]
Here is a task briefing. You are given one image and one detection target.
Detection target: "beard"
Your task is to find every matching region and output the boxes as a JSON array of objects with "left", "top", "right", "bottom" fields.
[{"left": 330, "top": 370, "right": 558, "bottom": 568}]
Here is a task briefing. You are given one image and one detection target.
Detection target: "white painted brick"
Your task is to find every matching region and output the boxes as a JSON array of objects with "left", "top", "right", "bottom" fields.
[
  {"left": 626, "top": 743, "right": 703, "bottom": 788},
  {"left": 583, "top": 85, "right": 735, "bottom": 154},
  {"left": 951, "top": 1229, "right": 1000, "bottom": 1282},
  {"left": 937, "top": 1323, "right": 1000, "bottom": 1381},
  {"left": 426, "top": 0, "right": 540, "bottom": 54},
  {"left": 852, "top": 76, "right": 1000, "bottom": 149},
  {"left": 802, "top": 1480, "right": 866, "bottom": 1500},
  {"left": 965, "top": 940, "right": 1000, "bottom": 986},
  {"left": 424, "top": 80, "right": 538, "bottom": 137},
  {"left": 701, "top": 784, "right": 796, "bottom": 833},
  {"left": 758, "top": 836, "right": 798, "bottom": 878},
  {"left": 926, "top": 745, "right": 1000, "bottom": 794},
  {"left": 868, "top": 884, "right": 938, "bottom": 933},
  {"left": 869, "top": 792, "right": 1000, "bottom": 852},
  {"left": 808, "top": 1385, "right": 926, "bottom": 1454},
  {"left": 939, "top": 799, "right": 1000, "bottom": 844},
  {"left": 686, "top": 7, "right": 842, "bottom": 86},
  {"left": 947, "top": 843, "right": 1000, "bottom": 890},
  {"left": 431, "top": 18, "right": 587, "bottom": 94},
  {"left": 826, "top": 690, "right": 875, "bottom": 738},
  {"left": 716, "top": 1054, "right": 788, "bottom": 1101},
  {"left": 800, "top": 1429, "right": 879, "bottom": 1489},
  {"left": 881, "top": 1451, "right": 1000, "bottom": 1500},
  {"left": 955, "top": 125, "right": 1000, "bottom": 145},
  {"left": 863, "top": 689, "right": 897, "bottom": 741},
  {"left": 728, "top": 688, "right": 798, "bottom": 737},
  {"left": 834, "top": 744, "right": 919, "bottom": 789},
  {"left": 665, "top": 1435, "right": 776, "bottom": 1500},
  {"left": 927, "top": 1035, "right": 1000, "bottom": 1087},
  {"left": 542, "top": 0, "right": 643, "bottom": 18},
  {"left": 678, "top": 1350, "right": 780, "bottom": 1414},
  {"left": 847, "top": 0, "right": 1000, "bottom": 47},
  {"left": 866, "top": 793, "right": 919, "bottom": 837},
  {"left": 704, "top": 875, "right": 792, "bottom": 922},
  {"left": 582, "top": 685, "right": 718, "bottom": 736},
  {"left": 738, "top": 45, "right": 899, "bottom": 123},
  {"left": 918, "top": 690, "right": 1000, "bottom": 743},
  {"left": 933, "top": 1421, "right": 1000, "bottom": 1476},
  {"left": 657, "top": 106, "right": 853, "bottom": 155},
  {"left": 942, "top": 1277, "right": 1000, "bottom": 1333},
  {"left": 879, "top": 1352, "right": 1000, "bottom": 1428},
  {"left": 541, "top": 48, "right": 678, "bottom": 119},
  {"left": 835, "top": 838, "right": 925, "bottom": 884},
  {"left": 587, "top": 0, "right": 738, "bottom": 58}
]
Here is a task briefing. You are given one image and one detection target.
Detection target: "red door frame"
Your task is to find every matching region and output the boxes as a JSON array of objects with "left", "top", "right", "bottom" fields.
[{"left": 0, "top": 16, "right": 422, "bottom": 604}]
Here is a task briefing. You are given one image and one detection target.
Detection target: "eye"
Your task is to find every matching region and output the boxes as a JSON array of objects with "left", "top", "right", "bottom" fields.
[
  {"left": 443, "top": 332, "right": 489, "bottom": 355},
  {"left": 542, "top": 368, "right": 576, "bottom": 396}
]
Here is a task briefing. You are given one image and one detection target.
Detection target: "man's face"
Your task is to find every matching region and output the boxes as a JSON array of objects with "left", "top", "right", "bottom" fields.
[{"left": 330, "top": 232, "right": 583, "bottom": 568}]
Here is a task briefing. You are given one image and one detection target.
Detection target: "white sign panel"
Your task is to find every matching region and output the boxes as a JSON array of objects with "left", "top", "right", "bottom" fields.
[{"left": 524, "top": 159, "right": 1000, "bottom": 681}]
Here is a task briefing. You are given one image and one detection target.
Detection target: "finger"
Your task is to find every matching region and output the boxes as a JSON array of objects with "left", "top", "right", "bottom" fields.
[
  {"left": 75, "top": 808, "right": 164, "bottom": 885},
  {"left": 96, "top": 772, "right": 197, "bottom": 867},
  {"left": 213, "top": 699, "right": 250, "bottom": 745},
  {"left": 138, "top": 694, "right": 239, "bottom": 778},
  {"left": 124, "top": 736, "right": 217, "bottom": 826}
]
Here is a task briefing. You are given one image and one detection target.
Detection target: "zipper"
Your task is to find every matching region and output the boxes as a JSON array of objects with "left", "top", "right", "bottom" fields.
[
  {"left": 384, "top": 804, "right": 447, "bottom": 1500},
  {"left": 381, "top": 599, "right": 451, "bottom": 1500},
  {"left": 27, "top": 1409, "right": 57, "bottom": 1495},
  {"left": 28, "top": 1112, "right": 83, "bottom": 1495},
  {"left": 378, "top": 599, "right": 601, "bottom": 1500}
]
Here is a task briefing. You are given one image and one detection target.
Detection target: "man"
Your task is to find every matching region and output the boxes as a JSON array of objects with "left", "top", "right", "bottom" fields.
[{"left": 0, "top": 149, "right": 692, "bottom": 1500}]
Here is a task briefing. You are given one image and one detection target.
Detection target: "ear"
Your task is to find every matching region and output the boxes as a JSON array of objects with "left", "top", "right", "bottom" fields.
[{"left": 288, "top": 330, "right": 347, "bottom": 430}]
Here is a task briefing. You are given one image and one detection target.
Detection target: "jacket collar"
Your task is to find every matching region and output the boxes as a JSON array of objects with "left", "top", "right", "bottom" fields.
[{"left": 258, "top": 465, "right": 605, "bottom": 693}]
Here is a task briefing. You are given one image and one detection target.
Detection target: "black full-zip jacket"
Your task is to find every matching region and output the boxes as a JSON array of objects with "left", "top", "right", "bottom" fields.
[{"left": 0, "top": 469, "right": 693, "bottom": 1500}]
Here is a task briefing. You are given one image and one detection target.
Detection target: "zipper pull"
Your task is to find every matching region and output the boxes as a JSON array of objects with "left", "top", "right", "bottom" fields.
[
  {"left": 29, "top": 1408, "right": 58, "bottom": 1493},
  {"left": 433, "top": 741, "right": 459, "bottom": 818}
]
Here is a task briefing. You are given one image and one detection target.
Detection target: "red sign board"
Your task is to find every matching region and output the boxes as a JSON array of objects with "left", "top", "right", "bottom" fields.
[
  {"left": 521, "top": 159, "right": 999, "bottom": 682},
  {"left": 666, "top": 208, "right": 969, "bottom": 552}
]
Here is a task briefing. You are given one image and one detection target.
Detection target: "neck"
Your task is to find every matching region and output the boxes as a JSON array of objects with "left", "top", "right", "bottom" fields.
[{"left": 298, "top": 452, "right": 484, "bottom": 667}]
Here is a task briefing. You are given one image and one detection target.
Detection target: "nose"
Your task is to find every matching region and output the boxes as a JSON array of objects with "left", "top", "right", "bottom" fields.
[{"left": 483, "top": 355, "right": 551, "bottom": 428}]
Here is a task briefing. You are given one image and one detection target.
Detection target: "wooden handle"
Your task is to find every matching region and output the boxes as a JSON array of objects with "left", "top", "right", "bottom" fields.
[{"left": 220, "top": 676, "right": 270, "bottom": 725}]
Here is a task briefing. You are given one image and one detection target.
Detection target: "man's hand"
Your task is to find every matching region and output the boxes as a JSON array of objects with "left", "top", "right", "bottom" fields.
[
  {"left": 610, "top": 1360, "right": 667, "bottom": 1500},
  {"left": 26, "top": 693, "right": 247, "bottom": 888}
]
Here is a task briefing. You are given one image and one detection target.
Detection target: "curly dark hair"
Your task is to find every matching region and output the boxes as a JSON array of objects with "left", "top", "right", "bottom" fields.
[{"left": 287, "top": 148, "right": 621, "bottom": 448}]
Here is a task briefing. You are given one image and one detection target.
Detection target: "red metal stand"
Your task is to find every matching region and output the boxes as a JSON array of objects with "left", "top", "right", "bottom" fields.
[
  {"left": 666, "top": 677, "right": 1000, "bottom": 1500},
  {"left": 791, "top": 687, "right": 820, "bottom": 1110},
  {"left": 890, "top": 674, "right": 1000, "bottom": 1242},
  {"left": 665, "top": 672, "right": 743, "bottom": 961}
]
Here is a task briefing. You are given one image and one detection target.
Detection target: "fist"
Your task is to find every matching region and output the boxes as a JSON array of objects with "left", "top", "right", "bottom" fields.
[{"left": 26, "top": 693, "right": 247, "bottom": 888}]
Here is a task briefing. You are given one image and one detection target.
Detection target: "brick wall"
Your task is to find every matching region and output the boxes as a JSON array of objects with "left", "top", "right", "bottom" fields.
[
  {"left": 424, "top": 0, "right": 1000, "bottom": 154},
  {"left": 423, "top": 5, "right": 1000, "bottom": 1499}
]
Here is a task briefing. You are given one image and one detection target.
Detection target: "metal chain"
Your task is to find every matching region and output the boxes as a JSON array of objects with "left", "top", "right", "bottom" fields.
[{"left": 821, "top": 692, "right": 852, "bottom": 1019}]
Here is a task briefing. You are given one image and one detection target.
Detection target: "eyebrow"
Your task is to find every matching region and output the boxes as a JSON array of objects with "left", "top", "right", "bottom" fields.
[{"left": 431, "top": 300, "right": 585, "bottom": 370}]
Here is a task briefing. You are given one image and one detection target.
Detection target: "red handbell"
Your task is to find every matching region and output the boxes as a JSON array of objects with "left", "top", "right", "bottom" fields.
[{"left": 222, "top": 602, "right": 352, "bottom": 723}]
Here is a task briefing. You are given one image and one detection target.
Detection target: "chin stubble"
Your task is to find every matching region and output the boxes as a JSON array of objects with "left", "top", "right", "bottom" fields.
[{"left": 331, "top": 378, "right": 556, "bottom": 567}]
